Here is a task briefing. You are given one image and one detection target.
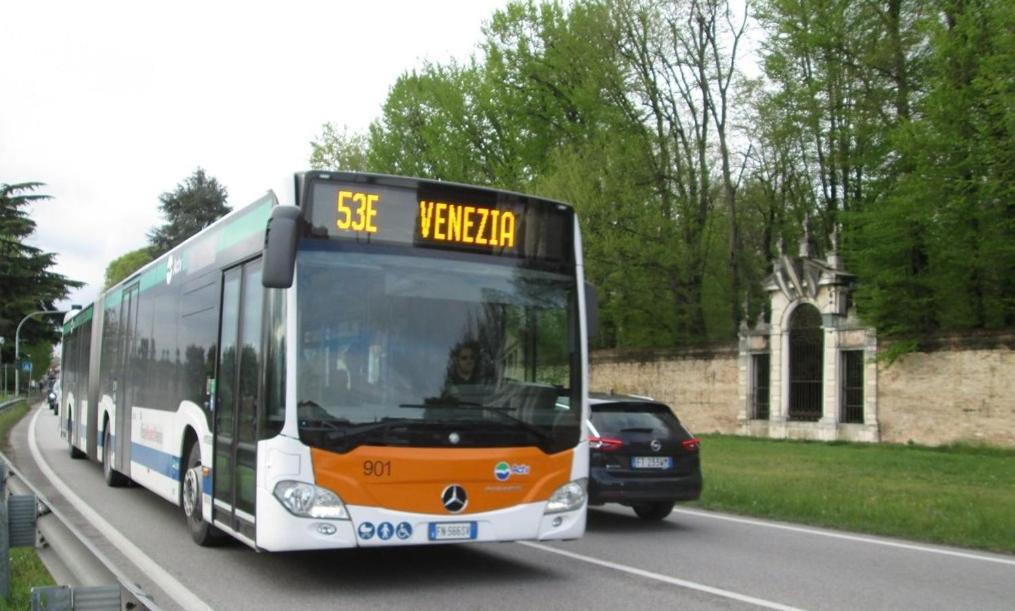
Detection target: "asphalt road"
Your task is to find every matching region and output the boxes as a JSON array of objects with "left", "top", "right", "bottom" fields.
[{"left": 11, "top": 404, "right": 1015, "bottom": 610}]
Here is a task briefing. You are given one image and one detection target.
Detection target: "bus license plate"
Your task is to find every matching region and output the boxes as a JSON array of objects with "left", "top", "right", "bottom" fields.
[
  {"left": 632, "top": 456, "right": 672, "bottom": 469},
  {"left": 429, "top": 522, "right": 478, "bottom": 541}
]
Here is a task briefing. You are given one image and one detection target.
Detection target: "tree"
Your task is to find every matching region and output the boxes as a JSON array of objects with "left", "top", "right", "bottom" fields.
[
  {"left": 0, "top": 181, "right": 83, "bottom": 367},
  {"left": 851, "top": 0, "right": 1014, "bottom": 334},
  {"left": 368, "top": 61, "right": 503, "bottom": 185},
  {"left": 104, "top": 246, "right": 153, "bottom": 289},
  {"left": 309, "top": 123, "right": 370, "bottom": 171},
  {"left": 148, "top": 168, "right": 230, "bottom": 257}
]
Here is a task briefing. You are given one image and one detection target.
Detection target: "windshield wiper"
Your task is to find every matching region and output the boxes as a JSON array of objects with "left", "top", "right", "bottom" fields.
[
  {"left": 320, "top": 418, "right": 420, "bottom": 445},
  {"left": 400, "top": 399, "right": 552, "bottom": 442}
]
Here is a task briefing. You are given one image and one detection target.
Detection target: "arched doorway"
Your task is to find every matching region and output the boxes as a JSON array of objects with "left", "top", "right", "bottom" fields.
[{"left": 789, "top": 304, "right": 823, "bottom": 421}]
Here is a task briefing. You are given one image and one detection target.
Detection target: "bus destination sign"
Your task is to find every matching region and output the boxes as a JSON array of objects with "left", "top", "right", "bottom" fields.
[
  {"left": 306, "top": 178, "right": 571, "bottom": 264},
  {"left": 417, "top": 199, "right": 516, "bottom": 249}
]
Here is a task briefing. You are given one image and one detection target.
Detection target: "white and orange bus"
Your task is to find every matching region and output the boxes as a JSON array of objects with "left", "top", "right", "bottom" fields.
[{"left": 60, "top": 171, "right": 595, "bottom": 550}]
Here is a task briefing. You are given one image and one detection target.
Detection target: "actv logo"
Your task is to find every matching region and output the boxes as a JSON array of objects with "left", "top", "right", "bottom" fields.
[{"left": 494, "top": 461, "right": 530, "bottom": 481}]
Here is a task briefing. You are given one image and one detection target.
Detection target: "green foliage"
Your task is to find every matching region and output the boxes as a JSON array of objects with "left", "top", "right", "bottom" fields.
[
  {"left": 0, "top": 182, "right": 83, "bottom": 369},
  {"left": 309, "top": 123, "right": 370, "bottom": 171},
  {"left": 314, "top": 0, "right": 1013, "bottom": 346},
  {"left": 104, "top": 246, "right": 153, "bottom": 289},
  {"left": 363, "top": 0, "right": 752, "bottom": 346},
  {"left": 148, "top": 168, "right": 231, "bottom": 257},
  {"left": 850, "top": 0, "right": 1015, "bottom": 335}
]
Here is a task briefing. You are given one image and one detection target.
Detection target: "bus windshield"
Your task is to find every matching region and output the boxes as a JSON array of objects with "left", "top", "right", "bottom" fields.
[{"left": 296, "top": 247, "right": 580, "bottom": 454}]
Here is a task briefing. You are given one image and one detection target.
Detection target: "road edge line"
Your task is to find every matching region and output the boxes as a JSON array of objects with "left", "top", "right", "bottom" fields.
[
  {"left": 670, "top": 508, "right": 1015, "bottom": 567},
  {"left": 29, "top": 408, "right": 214, "bottom": 611}
]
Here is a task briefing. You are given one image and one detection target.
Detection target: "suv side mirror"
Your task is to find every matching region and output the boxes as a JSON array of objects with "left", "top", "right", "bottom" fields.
[
  {"left": 585, "top": 281, "right": 599, "bottom": 342},
  {"left": 262, "top": 205, "right": 301, "bottom": 288}
]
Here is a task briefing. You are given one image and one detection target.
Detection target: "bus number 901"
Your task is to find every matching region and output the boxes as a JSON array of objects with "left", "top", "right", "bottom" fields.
[{"left": 363, "top": 460, "right": 392, "bottom": 477}]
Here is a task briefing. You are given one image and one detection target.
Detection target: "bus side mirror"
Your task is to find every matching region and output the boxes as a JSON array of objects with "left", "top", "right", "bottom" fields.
[
  {"left": 585, "top": 282, "right": 599, "bottom": 342},
  {"left": 262, "top": 205, "right": 301, "bottom": 289}
]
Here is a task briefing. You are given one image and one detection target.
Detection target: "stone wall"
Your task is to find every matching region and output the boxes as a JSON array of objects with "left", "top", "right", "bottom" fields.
[
  {"left": 590, "top": 333, "right": 1015, "bottom": 447},
  {"left": 590, "top": 346, "right": 740, "bottom": 435},
  {"left": 877, "top": 335, "right": 1015, "bottom": 447}
]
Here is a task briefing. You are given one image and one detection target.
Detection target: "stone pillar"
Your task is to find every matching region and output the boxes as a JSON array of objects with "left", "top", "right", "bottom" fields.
[
  {"left": 863, "top": 330, "right": 880, "bottom": 441},
  {"left": 737, "top": 329, "right": 750, "bottom": 427},
  {"left": 820, "top": 322, "right": 841, "bottom": 440},
  {"left": 769, "top": 295, "right": 789, "bottom": 439}
]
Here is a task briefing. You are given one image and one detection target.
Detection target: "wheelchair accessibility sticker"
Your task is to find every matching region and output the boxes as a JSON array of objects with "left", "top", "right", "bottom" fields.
[{"left": 357, "top": 521, "right": 412, "bottom": 541}]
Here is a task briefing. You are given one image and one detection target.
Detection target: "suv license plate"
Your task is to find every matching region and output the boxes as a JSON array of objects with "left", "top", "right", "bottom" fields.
[
  {"left": 632, "top": 456, "right": 672, "bottom": 469},
  {"left": 429, "top": 522, "right": 478, "bottom": 541}
]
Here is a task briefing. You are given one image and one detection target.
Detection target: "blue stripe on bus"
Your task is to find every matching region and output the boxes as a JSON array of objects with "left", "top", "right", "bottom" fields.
[
  {"left": 127, "top": 443, "right": 214, "bottom": 495},
  {"left": 131, "top": 443, "right": 182, "bottom": 481}
]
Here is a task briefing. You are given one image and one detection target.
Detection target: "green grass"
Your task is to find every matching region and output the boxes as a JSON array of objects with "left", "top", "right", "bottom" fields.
[
  {"left": 1, "top": 401, "right": 56, "bottom": 608},
  {"left": 691, "top": 434, "right": 1015, "bottom": 554}
]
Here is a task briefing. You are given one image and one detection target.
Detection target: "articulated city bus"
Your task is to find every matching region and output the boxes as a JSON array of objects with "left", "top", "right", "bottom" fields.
[{"left": 60, "top": 171, "right": 595, "bottom": 550}]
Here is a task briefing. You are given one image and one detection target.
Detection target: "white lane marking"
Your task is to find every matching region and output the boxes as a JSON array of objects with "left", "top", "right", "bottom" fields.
[
  {"left": 29, "top": 409, "right": 214, "bottom": 611},
  {"left": 519, "top": 541, "right": 803, "bottom": 611},
  {"left": 671, "top": 507, "right": 1015, "bottom": 567}
]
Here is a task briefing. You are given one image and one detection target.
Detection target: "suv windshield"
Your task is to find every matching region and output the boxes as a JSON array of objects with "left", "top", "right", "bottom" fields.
[{"left": 296, "top": 247, "right": 580, "bottom": 453}]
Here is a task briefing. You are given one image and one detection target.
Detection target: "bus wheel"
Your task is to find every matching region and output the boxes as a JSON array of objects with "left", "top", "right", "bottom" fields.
[
  {"left": 102, "top": 427, "right": 129, "bottom": 487},
  {"left": 67, "top": 414, "right": 85, "bottom": 459},
  {"left": 183, "top": 443, "right": 223, "bottom": 546}
]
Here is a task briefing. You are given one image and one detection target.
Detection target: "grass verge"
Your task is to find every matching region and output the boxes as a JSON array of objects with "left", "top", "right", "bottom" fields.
[
  {"left": 1, "top": 401, "right": 56, "bottom": 608},
  {"left": 690, "top": 434, "right": 1015, "bottom": 554}
]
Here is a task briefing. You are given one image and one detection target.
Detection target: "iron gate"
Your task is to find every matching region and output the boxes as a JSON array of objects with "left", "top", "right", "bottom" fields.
[{"left": 789, "top": 305, "right": 823, "bottom": 421}]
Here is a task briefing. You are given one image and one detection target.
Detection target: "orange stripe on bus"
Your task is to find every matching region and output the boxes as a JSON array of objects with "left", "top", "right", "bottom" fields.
[{"left": 311, "top": 446, "right": 573, "bottom": 515}]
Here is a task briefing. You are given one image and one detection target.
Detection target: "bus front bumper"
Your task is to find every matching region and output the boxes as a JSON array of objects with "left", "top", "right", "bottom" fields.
[{"left": 255, "top": 486, "right": 586, "bottom": 551}]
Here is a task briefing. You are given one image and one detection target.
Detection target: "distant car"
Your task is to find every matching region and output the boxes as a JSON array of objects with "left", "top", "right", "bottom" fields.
[{"left": 586, "top": 393, "right": 702, "bottom": 520}]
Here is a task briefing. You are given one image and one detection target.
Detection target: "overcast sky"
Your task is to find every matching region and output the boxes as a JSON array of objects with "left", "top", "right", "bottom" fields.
[{"left": 2, "top": 0, "right": 509, "bottom": 309}]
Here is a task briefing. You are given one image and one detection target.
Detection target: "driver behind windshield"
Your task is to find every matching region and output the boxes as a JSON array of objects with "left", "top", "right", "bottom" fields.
[{"left": 442, "top": 340, "right": 495, "bottom": 401}]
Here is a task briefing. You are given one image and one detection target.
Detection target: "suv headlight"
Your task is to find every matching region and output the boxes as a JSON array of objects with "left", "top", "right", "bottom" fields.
[
  {"left": 273, "top": 481, "right": 350, "bottom": 520},
  {"left": 544, "top": 478, "right": 587, "bottom": 514}
]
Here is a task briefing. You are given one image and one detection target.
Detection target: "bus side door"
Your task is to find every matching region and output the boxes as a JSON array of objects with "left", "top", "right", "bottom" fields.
[
  {"left": 214, "top": 259, "right": 263, "bottom": 540},
  {"left": 115, "top": 282, "right": 139, "bottom": 474}
]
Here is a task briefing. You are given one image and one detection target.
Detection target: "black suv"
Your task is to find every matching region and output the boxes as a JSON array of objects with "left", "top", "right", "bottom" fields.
[{"left": 586, "top": 393, "right": 702, "bottom": 520}]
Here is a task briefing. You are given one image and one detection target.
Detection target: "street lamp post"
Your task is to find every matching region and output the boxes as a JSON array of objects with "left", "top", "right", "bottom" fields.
[{"left": 14, "top": 306, "right": 81, "bottom": 397}]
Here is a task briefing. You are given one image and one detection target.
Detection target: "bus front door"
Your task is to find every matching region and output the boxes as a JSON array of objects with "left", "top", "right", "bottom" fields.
[{"left": 214, "top": 260, "right": 263, "bottom": 541}]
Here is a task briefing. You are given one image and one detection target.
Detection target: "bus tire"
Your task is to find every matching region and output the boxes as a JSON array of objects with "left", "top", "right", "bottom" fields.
[
  {"left": 102, "top": 426, "right": 129, "bottom": 487},
  {"left": 67, "top": 412, "right": 85, "bottom": 459},
  {"left": 183, "top": 443, "right": 223, "bottom": 546}
]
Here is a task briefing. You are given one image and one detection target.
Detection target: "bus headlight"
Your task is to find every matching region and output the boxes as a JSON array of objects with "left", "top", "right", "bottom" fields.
[
  {"left": 273, "top": 481, "right": 350, "bottom": 520},
  {"left": 544, "top": 478, "right": 587, "bottom": 514}
]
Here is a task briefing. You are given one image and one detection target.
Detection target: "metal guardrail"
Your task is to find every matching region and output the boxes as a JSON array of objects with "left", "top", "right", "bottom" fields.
[{"left": 0, "top": 403, "right": 159, "bottom": 610}]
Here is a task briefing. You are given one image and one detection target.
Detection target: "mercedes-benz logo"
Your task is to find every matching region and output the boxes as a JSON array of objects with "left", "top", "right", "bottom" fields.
[
  {"left": 650, "top": 439, "right": 662, "bottom": 452},
  {"left": 441, "top": 484, "right": 468, "bottom": 513}
]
